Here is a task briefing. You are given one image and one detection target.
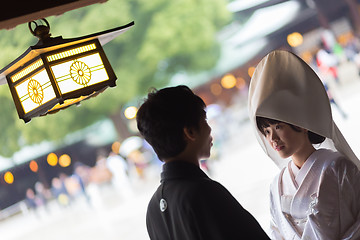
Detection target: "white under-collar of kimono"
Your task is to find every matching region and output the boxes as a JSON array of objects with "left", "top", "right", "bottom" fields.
[
  {"left": 248, "top": 50, "right": 360, "bottom": 170},
  {"left": 291, "top": 150, "right": 318, "bottom": 187}
]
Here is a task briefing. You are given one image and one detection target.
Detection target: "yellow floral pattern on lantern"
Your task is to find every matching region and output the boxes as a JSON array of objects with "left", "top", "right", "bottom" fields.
[
  {"left": 70, "top": 61, "right": 91, "bottom": 86},
  {"left": 27, "top": 79, "right": 44, "bottom": 104}
]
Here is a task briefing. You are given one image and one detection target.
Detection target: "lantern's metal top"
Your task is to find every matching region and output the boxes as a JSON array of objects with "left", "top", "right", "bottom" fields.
[
  {"left": 28, "top": 19, "right": 52, "bottom": 43},
  {"left": 0, "top": 20, "right": 134, "bottom": 85}
]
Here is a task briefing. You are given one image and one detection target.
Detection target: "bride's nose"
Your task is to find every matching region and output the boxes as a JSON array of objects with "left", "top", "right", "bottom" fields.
[{"left": 269, "top": 131, "right": 279, "bottom": 143}]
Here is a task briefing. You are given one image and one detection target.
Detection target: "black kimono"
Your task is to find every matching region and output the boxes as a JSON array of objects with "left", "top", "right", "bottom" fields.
[{"left": 146, "top": 161, "right": 270, "bottom": 239}]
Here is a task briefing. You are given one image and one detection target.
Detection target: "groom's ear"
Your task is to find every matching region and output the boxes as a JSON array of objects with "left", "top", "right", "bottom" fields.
[{"left": 183, "top": 127, "right": 196, "bottom": 141}]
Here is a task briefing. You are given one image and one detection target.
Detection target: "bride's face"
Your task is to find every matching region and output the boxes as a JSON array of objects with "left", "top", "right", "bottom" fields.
[{"left": 262, "top": 122, "right": 309, "bottom": 159}]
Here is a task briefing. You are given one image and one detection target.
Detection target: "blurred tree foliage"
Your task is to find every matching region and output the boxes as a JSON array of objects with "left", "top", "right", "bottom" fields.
[{"left": 0, "top": 0, "right": 231, "bottom": 157}]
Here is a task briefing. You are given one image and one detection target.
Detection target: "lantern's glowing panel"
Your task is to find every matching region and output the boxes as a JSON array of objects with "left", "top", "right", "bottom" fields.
[
  {"left": 48, "top": 44, "right": 109, "bottom": 94},
  {"left": 50, "top": 54, "right": 109, "bottom": 95},
  {"left": 14, "top": 68, "right": 56, "bottom": 114},
  {"left": 10, "top": 59, "right": 43, "bottom": 83}
]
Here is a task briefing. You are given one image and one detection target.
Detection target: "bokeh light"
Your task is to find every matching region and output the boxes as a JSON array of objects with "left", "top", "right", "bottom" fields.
[
  {"left": 287, "top": 32, "right": 303, "bottom": 47},
  {"left": 248, "top": 67, "right": 255, "bottom": 77},
  {"left": 59, "top": 154, "right": 71, "bottom": 167},
  {"left": 47, "top": 153, "right": 58, "bottom": 166},
  {"left": 124, "top": 106, "right": 138, "bottom": 120},
  {"left": 221, "top": 74, "right": 237, "bottom": 89},
  {"left": 236, "top": 77, "right": 246, "bottom": 90},
  {"left": 29, "top": 160, "right": 38, "bottom": 172},
  {"left": 210, "top": 83, "right": 222, "bottom": 96},
  {"left": 4, "top": 171, "right": 14, "bottom": 184}
]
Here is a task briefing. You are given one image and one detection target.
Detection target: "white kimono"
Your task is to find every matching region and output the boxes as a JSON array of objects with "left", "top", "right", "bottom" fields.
[
  {"left": 247, "top": 50, "right": 360, "bottom": 240},
  {"left": 270, "top": 149, "right": 360, "bottom": 240}
]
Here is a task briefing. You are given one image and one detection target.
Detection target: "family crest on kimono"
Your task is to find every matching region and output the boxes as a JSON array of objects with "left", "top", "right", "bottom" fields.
[{"left": 248, "top": 50, "right": 360, "bottom": 240}]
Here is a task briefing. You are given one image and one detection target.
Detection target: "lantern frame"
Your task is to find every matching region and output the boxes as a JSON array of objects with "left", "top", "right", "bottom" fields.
[{"left": 0, "top": 20, "right": 134, "bottom": 122}]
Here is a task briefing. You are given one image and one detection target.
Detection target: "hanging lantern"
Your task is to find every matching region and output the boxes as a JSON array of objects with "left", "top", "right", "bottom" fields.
[{"left": 0, "top": 19, "right": 134, "bottom": 122}]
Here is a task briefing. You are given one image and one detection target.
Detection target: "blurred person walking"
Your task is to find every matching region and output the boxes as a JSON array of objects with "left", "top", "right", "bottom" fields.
[
  {"left": 72, "top": 162, "right": 92, "bottom": 205},
  {"left": 34, "top": 181, "right": 52, "bottom": 213},
  {"left": 87, "top": 153, "right": 112, "bottom": 210},
  {"left": 106, "top": 151, "right": 133, "bottom": 200},
  {"left": 248, "top": 50, "right": 360, "bottom": 240},
  {"left": 309, "top": 53, "right": 347, "bottom": 119},
  {"left": 137, "top": 85, "right": 269, "bottom": 240},
  {"left": 51, "top": 176, "right": 71, "bottom": 208},
  {"left": 316, "top": 41, "right": 340, "bottom": 84},
  {"left": 25, "top": 188, "right": 38, "bottom": 211}
]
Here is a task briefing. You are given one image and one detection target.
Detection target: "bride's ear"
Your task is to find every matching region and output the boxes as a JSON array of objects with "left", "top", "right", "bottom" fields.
[{"left": 184, "top": 127, "right": 196, "bottom": 141}]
